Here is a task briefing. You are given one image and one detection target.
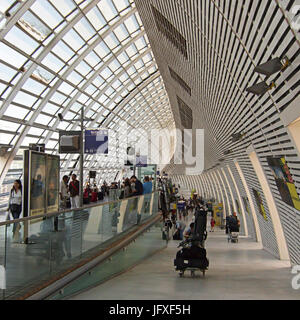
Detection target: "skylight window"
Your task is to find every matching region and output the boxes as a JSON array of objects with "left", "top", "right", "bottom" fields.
[
  {"left": 104, "top": 33, "right": 120, "bottom": 50},
  {"left": 63, "top": 29, "right": 85, "bottom": 52},
  {"left": 49, "top": 0, "right": 76, "bottom": 17},
  {"left": 98, "top": 0, "right": 118, "bottom": 22},
  {"left": 31, "top": 0, "right": 63, "bottom": 30},
  {"left": 74, "top": 18, "right": 96, "bottom": 41},
  {"left": 86, "top": 7, "right": 107, "bottom": 30},
  {"left": 124, "top": 15, "right": 139, "bottom": 34},
  {"left": 52, "top": 40, "right": 75, "bottom": 62},
  {"left": 0, "top": 0, "right": 174, "bottom": 188},
  {"left": 114, "top": 24, "right": 129, "bottom": 42}
]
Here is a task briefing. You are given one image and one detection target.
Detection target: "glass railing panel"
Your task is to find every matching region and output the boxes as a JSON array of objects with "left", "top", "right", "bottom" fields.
[
  {"left": 48, "top": 219, "right": 166, "bottom": 300},
  {"left": 0, "top": 192, "right": 160, "bottom": 299},
  {"left": 47, "top": 210, "right": 84, "bottom": 275},
  {"left": 139, "top": 194, "right": 152, "bottom": 222},
  {"left": 118, "top": 197, "right": 138, "bottom": 233},
  {"left": 151, "top": 191, "right": 159, "bottom": 216},
  {"left": 0, "top": 225, "right": 6, "bottom": 300},
  {"left": 4, "top": 218, "right": 52, "bottom": 299}
]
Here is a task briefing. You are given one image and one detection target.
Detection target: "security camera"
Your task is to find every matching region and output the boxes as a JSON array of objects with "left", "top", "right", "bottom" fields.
[{"left": 57, "top": 113, "right": 63, "bottom": 121}]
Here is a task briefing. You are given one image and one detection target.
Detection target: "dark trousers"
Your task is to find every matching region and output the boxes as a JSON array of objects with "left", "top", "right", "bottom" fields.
[{"left": 11, "top": 205, "right": 21, "bottom": 234}]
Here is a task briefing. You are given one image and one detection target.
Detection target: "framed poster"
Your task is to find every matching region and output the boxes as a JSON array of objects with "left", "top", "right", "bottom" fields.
[
  {"left": 267, "top": 156, "right": 300, "bottom": 211},
  {"left": 252, "top": 189, "right": 268, "bottom": 221},
  {"left": 30, "top": 152, "right": 46, "bottom": 216},
  {"left": 23, "top": 150, "right": 60, "bottom": 218},
  {"left": 47, "top": 155, "right": 60, "bottom": 213},
  {"left": 242, "top": 197, "right": 250, "bottom": 215},
  {"left": 235, "top": 199, "right": 241, "bottom": 216}
]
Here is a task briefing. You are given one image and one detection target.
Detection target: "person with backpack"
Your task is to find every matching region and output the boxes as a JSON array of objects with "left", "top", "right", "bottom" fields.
[
  {"left": 7, "top": 180, "right": 22, "bottom": 239},
  {"left": 69, "top": 174, "right": 80, "bottom": 208}
]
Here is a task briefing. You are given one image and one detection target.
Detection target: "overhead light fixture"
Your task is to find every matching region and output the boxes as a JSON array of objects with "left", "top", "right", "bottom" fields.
[
  {"left": 231, "top": 132, "right": 246, "bottom": 142},
  {"left": 57, "top": 112, "right": 95, "bottom": 122},
  {"left": 224, "top": 149, "right": 233, "bottom": 155},
  {"left": 254, "top": 56, "right": 290, "bottom": 77},
  {"left": 246, "top": 81, "right": 276, "bottom": 95}
]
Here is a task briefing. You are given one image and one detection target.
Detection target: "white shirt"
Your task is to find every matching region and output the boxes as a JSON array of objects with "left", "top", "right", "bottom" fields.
[
  {"left": 60, "top": 181, "right": 69, "bottom": 198},
  {"left": 9, "top": 189, "right": 22, "bottom": 205}
]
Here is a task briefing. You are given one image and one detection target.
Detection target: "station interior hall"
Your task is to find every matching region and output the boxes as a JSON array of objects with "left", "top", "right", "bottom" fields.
[{"left": 0, "top": 0, "right": 299, "bottom": 300}]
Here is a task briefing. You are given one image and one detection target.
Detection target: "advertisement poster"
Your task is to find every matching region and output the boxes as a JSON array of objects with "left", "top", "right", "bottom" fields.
[
  {"left": 30, "top": 152, "right": 46, "bottom": 216},
  {"left": 242, "top": 197, "right": 250, "bottom": 215},
  {"left": 85, "top": 129, "right": 108, "bottom": 154},
  {"left": 252, "top": 189, "right": 268, "bottom": 221},
  {"left": 235, "top": 199, "right": 241, "bottom": 216},
  {"left": 213, "top": 203, "right": 223, "bottom": 226},
  {"left": 47, "top": 155, "right": 60, "bottom": 213},
  {"left": 267, "top": 156, "right": 300, "bottom": 211}
]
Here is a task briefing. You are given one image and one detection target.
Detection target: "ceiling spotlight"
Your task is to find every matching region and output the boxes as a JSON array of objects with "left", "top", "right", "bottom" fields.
[
  {"left": 246, "top": 81, "right": 276, "bottom": 95},
  {"left": 254, "top": 56, "right": 290, "bottom": 77},
  {"left": 231, "top": 132, "right": 246, "bottom": 142}
]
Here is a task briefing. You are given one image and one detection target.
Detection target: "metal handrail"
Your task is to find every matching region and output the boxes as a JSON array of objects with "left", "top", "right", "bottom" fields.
[{"left": 0, "top": 190, "right": 157, "bottom": 227}]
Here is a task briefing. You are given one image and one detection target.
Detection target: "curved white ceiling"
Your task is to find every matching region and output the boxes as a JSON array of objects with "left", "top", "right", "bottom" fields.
[{"left": 0, "top": 0, "right": 175, "bottom": 188}]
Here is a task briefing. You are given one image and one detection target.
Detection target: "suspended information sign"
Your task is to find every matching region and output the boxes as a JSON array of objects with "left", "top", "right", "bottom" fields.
[{"left": 85, "top": 129, "right": 108, "bottom": 154}]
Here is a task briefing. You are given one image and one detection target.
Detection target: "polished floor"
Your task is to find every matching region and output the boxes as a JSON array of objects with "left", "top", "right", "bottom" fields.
[{"left": 71, "top": 228, "right": 299, "bottom": 300}]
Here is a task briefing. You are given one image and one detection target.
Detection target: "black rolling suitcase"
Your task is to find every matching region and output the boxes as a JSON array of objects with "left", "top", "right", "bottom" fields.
[
  {"left": 98, "top": 191, "right": 104, "bottom": 200},
  {"left": 174, "top": 245, "right": 209, "bottom": 270}
]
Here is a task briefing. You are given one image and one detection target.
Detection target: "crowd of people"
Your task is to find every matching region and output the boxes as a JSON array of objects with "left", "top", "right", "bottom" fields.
[
  {"left": 59, "top": 174, "right": 155, "bottom": 209},
  {"left": 162, "top": 186, "right": 240, "bottom": 242}
]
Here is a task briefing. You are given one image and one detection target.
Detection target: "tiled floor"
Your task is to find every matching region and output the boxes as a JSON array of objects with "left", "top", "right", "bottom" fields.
[{"left": 71, "top": 229, "right": 299, "bottom": 300}]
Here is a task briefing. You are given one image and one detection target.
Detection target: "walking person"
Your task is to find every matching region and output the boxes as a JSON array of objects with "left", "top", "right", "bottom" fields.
[
  {"left": 60, "top": 175, "right": 70, "bottom": 210},
  {"left": 130, "top": 175, "right": 144, "bottom": 196},
  {"left": 210, "top": 217, "right": 216, "bottom": 232},
  {"left": 69, "top": 174, "right": 80, "bottom": 209},
  {"left": 124, "top": 178, "right": 132, "bottom": 198},
  {"left": 7, "top": 180, "right": 22, "bottom": 241}
]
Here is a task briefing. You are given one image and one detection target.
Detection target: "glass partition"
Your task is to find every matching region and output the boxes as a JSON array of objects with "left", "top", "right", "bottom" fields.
[
  {"left": 0, "top": 192, "right": 160, "bottom": 299},
  {"left": 48, "top": 220, "right": 166, "bottom": 300}
]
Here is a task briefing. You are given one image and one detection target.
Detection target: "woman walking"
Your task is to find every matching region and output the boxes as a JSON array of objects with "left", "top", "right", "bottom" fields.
[{"left": 8, "top": 180, "right": 22, "bottom": 240}]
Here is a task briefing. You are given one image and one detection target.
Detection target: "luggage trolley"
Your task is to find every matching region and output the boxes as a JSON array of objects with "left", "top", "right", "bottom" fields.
[
  {"left": 174, "top": 233, "right": 209, "bottom": 278},
  {"left": 228, "top": 231, "right": 239, "bottom": 243}
]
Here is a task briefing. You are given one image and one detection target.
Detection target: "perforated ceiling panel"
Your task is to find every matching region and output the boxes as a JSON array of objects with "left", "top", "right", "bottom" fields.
[{"left": 135, "top": 0, "right": 300, "bottom": 264}]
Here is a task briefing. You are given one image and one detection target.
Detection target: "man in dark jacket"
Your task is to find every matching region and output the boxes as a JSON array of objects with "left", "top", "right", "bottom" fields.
[
  {"left": 130, "top": 175, "right": 143, "bottom": 196},
  {"left": 228, "top": 213, "right": 240, "bottom": 233},
  {"left": 69, "top": 174, "right": 80, "bottom": 208}
]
